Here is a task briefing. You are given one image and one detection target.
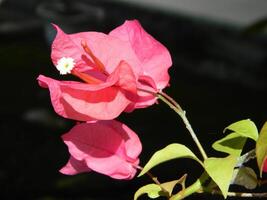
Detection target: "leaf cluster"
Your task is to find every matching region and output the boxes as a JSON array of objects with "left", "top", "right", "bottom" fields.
[{"left": 135, "top": 119, "right": 267, "bottom": 200}]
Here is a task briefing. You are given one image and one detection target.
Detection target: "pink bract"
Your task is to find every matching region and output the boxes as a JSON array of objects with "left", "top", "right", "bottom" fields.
[
  {"left": 38, "top": 61, "right": 137, "bottom": 121},
  {"left": 60, "top": 120, "right": 142, "bottom": 180},
  {"left": 263, "top": 159, "right": 267, "bottom": 173},
  {"left": 38, "top": 20, "right": 172, "bottom": 121}
]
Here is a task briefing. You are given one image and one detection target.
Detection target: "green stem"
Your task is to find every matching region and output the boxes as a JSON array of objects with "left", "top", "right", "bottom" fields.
[
  {"left": 169, "top": 173, "right": 267, "bottom": 199},
  {"left": 169, "top": 180, "right": 202, "bottom": 200},
  {"left": 169, "top": 173, "right": 209, "bottom": 200},
  {"left": 157, "top": 92, "right": 208, "bottom": 160}
]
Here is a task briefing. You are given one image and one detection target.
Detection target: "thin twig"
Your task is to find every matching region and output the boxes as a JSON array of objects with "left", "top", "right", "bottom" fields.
[
  {"left": 236, "top": 149, "right": 256, "bottom": 167},
  {"left": 136, "top": 165, "right": 169, "bottom": 194},
  {"left": 160, "top": 91, "right": 182, "bottom": 111},
  {"left": 258, "top": 179, "right": 267, "bottom": 186},
  {"left": 157, "top": 92, "right": 208, "bottom": 160},
  {"left": 208, "top": 189, "right": 267, "bottom": 198}
]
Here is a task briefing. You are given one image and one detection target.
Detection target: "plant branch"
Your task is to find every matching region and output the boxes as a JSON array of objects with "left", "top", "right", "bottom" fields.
[
  {"left": 236, "top": 149, "right": 256, "bottom": 167},
  {"left": 157, "top": 92, "right": 208, "bottom": 160},
  {"left": 136, "top": 165, "right": 169, "bottom": 194},
  {"left": 258, "top": 179, "right": 267, "bottom": 186},
  {"left": 207, "top": 189, "right": 267, "bottom": 198}
]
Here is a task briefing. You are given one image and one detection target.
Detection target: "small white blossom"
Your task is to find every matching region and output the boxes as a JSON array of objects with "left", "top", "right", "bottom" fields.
[{"left": 56, "top": 57, "right": 75, "bottom": 75}]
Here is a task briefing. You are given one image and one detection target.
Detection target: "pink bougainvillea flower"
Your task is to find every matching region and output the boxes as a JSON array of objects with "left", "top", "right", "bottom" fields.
[
  {"left": 263, "top": 159, "right": 267, "bottom": 173},
  {"left": 38, "top": 20, "right": 172, "bottom": 121},
  {"left": 60, "top": 120, "right": 142, "bottom": 180}
]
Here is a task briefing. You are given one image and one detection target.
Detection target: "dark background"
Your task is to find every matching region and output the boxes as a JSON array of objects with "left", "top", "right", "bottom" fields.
[{"left": 1, "top": 0, "right": 267, "bottom": 199}]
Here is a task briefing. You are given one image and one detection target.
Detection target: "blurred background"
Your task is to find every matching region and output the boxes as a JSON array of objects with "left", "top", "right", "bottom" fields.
[{"left": 1, "top": 0, "right": 267, "bottom": 199}]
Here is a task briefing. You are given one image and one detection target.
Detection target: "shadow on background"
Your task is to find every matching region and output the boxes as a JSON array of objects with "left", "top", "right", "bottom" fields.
[{"left": 1, "top": 0, "right": 267, "bottom": 199}]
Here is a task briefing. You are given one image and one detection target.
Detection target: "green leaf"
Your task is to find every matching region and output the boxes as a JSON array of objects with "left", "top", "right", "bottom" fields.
[
  {"left": 134, "top": 175, "right": 187, "bottom": 200},
  {"left": 204, "top": 155, "right": 238, "bottom": 199},
  {"left": 224, "top": 119, "right": 258, "bottom": 141},
  {"left": 256, "top": 121, "right": 267, "bottom": 177},
  {"left": 139, "top": 143, "right": 202, "bottom": 177},
  {"left": 231, "top": 167, "right": 257, "bottom": 190},
  {"left": 134, "top": 184, "right": 168, "bottom": 200},
  {"left": 212, "top": 132, "right": 247, "bottom": 156},
  {"left": 212, "top": 119, "right": 259, "bottom": 158},
  {"left": 161, "top": 174, "right": 187, "bottom": 196}
]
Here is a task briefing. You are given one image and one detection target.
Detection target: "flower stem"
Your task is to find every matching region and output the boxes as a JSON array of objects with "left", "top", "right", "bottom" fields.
[{"left": 157, "top": 92, "right": 208, "bottom": 160}]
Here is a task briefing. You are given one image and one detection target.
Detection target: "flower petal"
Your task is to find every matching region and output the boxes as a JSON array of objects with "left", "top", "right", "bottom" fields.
[
  {"left": 107, "top": 60, "right": 138, "bottom": 101},
  {"left": 62, "top": 120, "right": 142, "bottom": 179},
  {"left": 51, "top": 24, "right": 90, "bottom": 72},
  {"left": 263, "top": 159, "right": 267, "bottom": 172},
  {"left": 60, "top": 156, "right": 91, "bottom": 175},
  {"left": 51, "top": 24, "right": 141, "bottom": 75},
  {"left": 37, "top": 68, "right": 136, "bottom": 121},
  {"left": 103, "top": 120, "right": 142, "bottom": 160},
  {"left": 109, "top": 20, "right": 172, "bottom": 89}
]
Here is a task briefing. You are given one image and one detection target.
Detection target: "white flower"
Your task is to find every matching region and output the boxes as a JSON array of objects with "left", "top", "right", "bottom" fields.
[{"left": 56, "top": 57, "right": 75, "bottom": 75}]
